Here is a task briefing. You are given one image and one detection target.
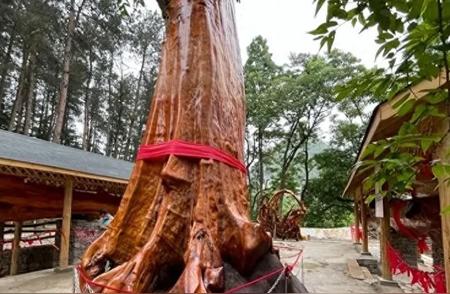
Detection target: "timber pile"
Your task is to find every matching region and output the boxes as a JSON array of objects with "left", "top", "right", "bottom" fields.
[{"left": 75, "top": 0, "right": 307, "bottom": 293}]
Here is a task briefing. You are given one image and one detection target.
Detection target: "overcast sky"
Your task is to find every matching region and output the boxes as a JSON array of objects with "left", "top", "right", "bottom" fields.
[{"left": 145, "top": 0, "right": 383, "bottom": 68}]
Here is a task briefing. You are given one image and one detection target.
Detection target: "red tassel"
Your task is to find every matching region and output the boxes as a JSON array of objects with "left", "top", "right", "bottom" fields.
[
  {"left": 418, "top": 238, "right": 429, "bottom": 254},
  {"left": 387, "top": 243, "right": 445, "bottom": 293},
  {"left": 434, "top": 268, "right": 447, "bottom": 294}
]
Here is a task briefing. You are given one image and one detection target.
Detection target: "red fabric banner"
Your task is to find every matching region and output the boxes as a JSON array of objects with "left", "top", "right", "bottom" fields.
[
  {"left": 391, "top": 201, "right": 429, "bottom": 253},
  {"left": 388, "top": 243, "right": 446, "bottom": 293},
  {"left": 137, "top": 140, "right": 247, "bottom": 173}
]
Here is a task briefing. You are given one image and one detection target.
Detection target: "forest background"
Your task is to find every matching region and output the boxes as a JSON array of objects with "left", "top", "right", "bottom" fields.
[{"left": 0, "top": 0, "right": 382, "bottom": 227}]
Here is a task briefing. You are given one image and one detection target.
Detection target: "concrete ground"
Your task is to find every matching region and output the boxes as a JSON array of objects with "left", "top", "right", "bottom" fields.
[
  {"left": 0, "top": 239, "right": 403, "bottom": 293},
  {"left": 276, "top": 239, "right": 402, "bottom": 293},
  {"left": 0, "top": 268, "right": 72, "bottom": 293}
]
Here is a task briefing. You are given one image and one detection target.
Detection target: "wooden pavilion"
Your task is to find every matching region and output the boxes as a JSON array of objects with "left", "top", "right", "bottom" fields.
[
  {"left": 0, "top": 130, "right": 132, "bottom": 273},
  {"left": 343, "top": 71, "right": 450, "bottom": 291}
]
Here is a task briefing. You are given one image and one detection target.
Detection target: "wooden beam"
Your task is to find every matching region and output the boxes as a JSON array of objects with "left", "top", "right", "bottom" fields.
[
  {"left": 0, "top": 222, "right": 3, "bottom": 253},
  {"left": 59, "top": 178, "right": 73, "bottom": 269},
  {"left": 0, "top": 158, "right": 128, "bottom": 184},
  {"left": 360, "top": 192, "right": 370, "bottom": 255},
  {"left": 0, "top": 175, "right": 119, "bottom": 222},
  {"left": 436, "top": 128, "right": 450, "bottom": 292},
  {"left": 380, "top": 196, "right": 392, "bottom": 281},
  {"left": 10, "top": 221, "right": 22, "bottom": 275}
]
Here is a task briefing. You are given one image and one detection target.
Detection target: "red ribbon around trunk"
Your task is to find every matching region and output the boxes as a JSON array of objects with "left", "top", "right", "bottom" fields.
[{"left": 137, "top": 140, "right": 247, "bottom": 174}]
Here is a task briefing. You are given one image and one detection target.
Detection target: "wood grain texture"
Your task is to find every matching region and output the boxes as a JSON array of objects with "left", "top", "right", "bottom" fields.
[
  {"left": 59, "top": 179, "right": 73, "bottom": 268},
  {"left": 0, "top": 175, "right": 120, "bottom": 222},
  {"left": 79, "top": 1, "right": 276, "bottom": 292}
]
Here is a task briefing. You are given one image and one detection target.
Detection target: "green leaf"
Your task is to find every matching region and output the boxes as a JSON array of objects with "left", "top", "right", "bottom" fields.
[
  {"left": 361, "top": 144, "right": 376, "bottom": 159},
  {"left": 327, "top": 31, "right": 336, "bottom": 52},
  {"left": 396, "top": 99, "right": 415, "bottom": 116},
  {"left": 409, "top": 0, "right": 424, "bottom": 18},
  {"left": 315, "top": 0, "right": 326, "bottom": 16},
  {"left": 442, "top": 205, "right": 450, "bottom": 215},
  {"left": 365, "top": 194, "right": 376, "bottom": 204},
  {"left": 432, "top": 163, "right": 450, "bottom": 179},
  {"left": 392, "top": 93, "right": 410, "bottom": 110},
  {"left": 425, "top": 91, "right": 447, "bottom": 104},
  {"left": 421, "top": 138, "right": 434, "bottom": 152},
  {"left": 309, "top": 21, "right": 338, "bottom": 35},
  {"left": 410, "top": 104, "right": 427, "bottom": 123}
]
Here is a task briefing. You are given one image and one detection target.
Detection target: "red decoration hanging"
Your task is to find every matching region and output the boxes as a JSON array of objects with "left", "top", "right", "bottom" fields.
[
  {"left": 388, "top": 243, "right": 446, "bottom": 293},
  {"left": 391, "top": 201, "right": 429, "bottom": 253}
]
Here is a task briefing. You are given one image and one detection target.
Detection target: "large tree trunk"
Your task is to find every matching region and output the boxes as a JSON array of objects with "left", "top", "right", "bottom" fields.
[
  {"left": 79, "top": 1, "right": 285, "bottom": 292},
  {"left": 105, "top": 52, "right": 115, "bottom": 156},
  {"left": 52, "top": 0, "right": 87, "bottom": 143},
  {"left": 52, "top": 0, "right": 76, "bottom": 143},
  {"left": 8, "top": 46, "right": 29, "bottom": 132},
  {"left": 23, "top": 51, "right": 37, "bottom": 135},
  {"left": 82, "top": 49, "right": 93, "bottom": 150},
  {"left": 0, "top": 28, "right": 16, "bottom": 119},
  {"left": 123, "top": 49, "right": 147, "bottom": 160}
]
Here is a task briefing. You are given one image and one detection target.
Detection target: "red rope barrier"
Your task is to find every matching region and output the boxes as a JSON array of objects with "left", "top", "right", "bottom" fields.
[
  {"left": 225, "top": 249, "right": 304, "bottom": 294},
  {"left": 274, "top": 245, "right": 301, "bottom": 251},
  {"left": 76, "top": 249, "right": 304, "bottom": 294},
  {"left": 137, "top": 140, "right": 247, "bottom": 173},
  {"left": 76, "top": 264, "right": 133, "bottom": 294}
]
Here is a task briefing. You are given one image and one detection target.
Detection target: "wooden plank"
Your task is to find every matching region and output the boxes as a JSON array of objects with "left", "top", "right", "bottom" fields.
[
  {"left": 10, "top": 221, "right": 22, "bottom": 275},
  {"left": 346, "top": 259, "right": 365, "bottom": 280},
  {"left": 59, "top": 178, "right": 73, "bottom": 269},
  {"left": 436, "top": 128, "right": 450, "bottom": 292},
  {"left": 380, "top": 196, "right": 392, "bottom": 281},
  {"left": 0, "top": 174, "right": 119, "bottom": 222}
]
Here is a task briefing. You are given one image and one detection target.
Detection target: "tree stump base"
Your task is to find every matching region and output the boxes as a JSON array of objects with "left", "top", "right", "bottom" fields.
[{"left": 73, "top": 252, "right": 308, "bottom": 293}]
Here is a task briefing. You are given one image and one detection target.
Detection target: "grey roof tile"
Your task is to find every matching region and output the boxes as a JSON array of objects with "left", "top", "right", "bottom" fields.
[{"left": 0, "top": 130, "right": 132, "bottom": 181}]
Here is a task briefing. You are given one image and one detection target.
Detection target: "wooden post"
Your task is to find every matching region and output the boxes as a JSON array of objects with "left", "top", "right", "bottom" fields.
[
  {"left": 354, "top": 191, "right": 361, "bottom": 244},
  {"left": 436, "top": 128, "right": 450, "bottom": 292},
  {"left": 10, "top": 221, "right": 22, "bottom": 275},
  {"left": 360, "top": 193, "right": 370, "bottom": 255},
  {"left": 0, "top": 222, "right": 4, "bottom": 253},
  {"left": 59, "top": 178, "right": 73, "bottom": 269},
  {"left": 380, "top": 196, "right": 392, "bottom": 281}
]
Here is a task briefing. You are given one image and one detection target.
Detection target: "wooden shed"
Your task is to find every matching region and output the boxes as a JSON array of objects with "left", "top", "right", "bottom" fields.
[
  {"left": 343, "top": 71, "right": 450, "bottom": 291},
  {"left": 0, "top": 130, "right": 132, "bottom": 272}
]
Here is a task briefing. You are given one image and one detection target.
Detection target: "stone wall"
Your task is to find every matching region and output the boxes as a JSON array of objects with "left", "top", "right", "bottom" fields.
[
  {"left": 0, "top": 245, "right": 57, "bottom": 277},
  {"left": 0, "top": 218, "right": 105, "bottom": 277},
  {"left": 301, "top": 227, "right": 352, "bottom": 240},
  {"left": 390, "top": 229, "right": 418, "bottom": 267},
  {"left": 431, "top": 235, "right": 444, "bottom": 267}
]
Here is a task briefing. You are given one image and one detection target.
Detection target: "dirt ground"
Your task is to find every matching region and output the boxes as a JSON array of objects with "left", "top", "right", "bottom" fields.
[{"left": 0, "top": 239, "right": 403, "bottom": 293}]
